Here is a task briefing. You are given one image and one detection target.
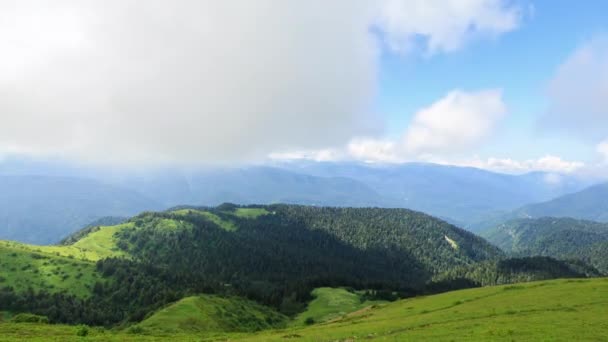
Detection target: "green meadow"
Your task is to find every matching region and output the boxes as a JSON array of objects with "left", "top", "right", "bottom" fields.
[
  {"left": 0, "top": 278, "right": 606, "bottom": 341},
  {"left": 134, "top": 294, "right": 287, "bottom": 335},
  {"left": 291, "top": 288, "right": 387, "bottom": 326},
  {"left": 0, "top": 244, "right": 100, "bottom": 297}
]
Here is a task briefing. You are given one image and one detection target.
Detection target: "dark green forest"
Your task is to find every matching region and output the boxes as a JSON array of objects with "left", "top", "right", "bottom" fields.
[{"left": 483, "top": 217, "right": 608, "bottom": 273}]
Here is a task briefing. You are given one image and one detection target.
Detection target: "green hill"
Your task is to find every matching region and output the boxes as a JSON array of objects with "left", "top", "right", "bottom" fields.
[
  {"left": 1, "top": 278, "right": 607, "bottom": 341},
  {"left": 135, "top": 294, "right": 287, "bottom": 334},
  {"left": 1, "top": 204, "right": 504, "bottom": 326},
  {"left": 483, "top": 217, "right": 608, "bottom": 273},
  {"left": 0, "top": 243, "right": 100, "bottom": 298},
  {"left": 245, "top": 278, "right": 608, "bottom": 341},
  {"left": 1, "top": 204, "right": 599, "bottom": 332}
]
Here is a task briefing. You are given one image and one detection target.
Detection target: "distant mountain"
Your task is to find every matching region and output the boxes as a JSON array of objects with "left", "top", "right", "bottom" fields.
[
  {"left": 275, "top": 161, "right": 589, "bottom": 225},
  {"left": 0, "top": 175, "right": 161, "bottom": 244},
  {"left": 482, "top": 217, "right": 608, "bottom": 273},
  {"left": 512, "top": 183, "right": 608, "bottom": 222},
  {"left": 0, "top": 158, "right": 593, "bottom": 243},
  {"left": 469, "top": 182, "right": 608, "bottom": 232}
]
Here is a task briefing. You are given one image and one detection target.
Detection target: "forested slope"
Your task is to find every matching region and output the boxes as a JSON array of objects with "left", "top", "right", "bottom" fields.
[
  {"left": 483, "top": 217, "right": 608, "bottom": 273},
  {"left": 0, "top": 204, "right": 598, "bottom": 329}
]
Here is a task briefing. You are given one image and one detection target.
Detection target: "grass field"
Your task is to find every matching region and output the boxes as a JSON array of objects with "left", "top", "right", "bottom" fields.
[
  {"left": 292, "top": 288, "right": 387, "bottom": 326},
  {"left": 0, "top": 222, "right": 134, "bottom": 296},
  {"left": 135, "top": 294, "right": 287, "bottom": 334},
  {"left": 244, "top": 278, "right": 608, "bottom": 341},
  {"left": 232, "top": 208, "right": 269, "bottom": 219},
  {"left": 1, "top": 278, "right": 607, "bottom": 341},
  {"left": 171, "top": 209, "right": 238, "bottom": 231},
  {"left": 0, "top": 244, "right": 100, "bottom": 297},
  {"left": 0, "top": 223, "right": 131, "bottom": 262}
]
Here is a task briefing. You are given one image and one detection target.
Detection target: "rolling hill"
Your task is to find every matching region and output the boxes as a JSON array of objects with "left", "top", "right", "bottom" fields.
[
  {"left": 482, "top": 217, "right": 608, "bottom": 273},
  {"left": 134, "top": 294, "right": 287, "bottom": 334},
  {"left": 1, "top": 278, "right": 607, "bottom": 341},
  {"left": 0, "top": 204, "right": 600, "bottom": 334},
  {"left": 0, "top": 204, "right": 503, "bottom": 326}
]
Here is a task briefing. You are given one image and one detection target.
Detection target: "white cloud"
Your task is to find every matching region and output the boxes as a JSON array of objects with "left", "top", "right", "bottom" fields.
[
  {"left": 376, "top": 0, "right": 521, "bottom": 54},
  {"left": 347, "top": 138, "right": 402, "bottom": 163},
  {"left": 268, "top": 149, "right": 343, "bottom": 163},
  {"left": 452, "top": 155, "right": 585, "bottom": 174},
  {"left": 544, "top": 35, "right": 608, "bottom": 140},
  {"left": 272, "top": 88, "right": 509, "bottom": 164},
  {"left": 403, "top": 89, "right": 507, "bottom": 154},
  {"left": 598, "top": 139, "right": 608, "bottom": 162},
  {"left": 0, "top": 0, "right": 521, "bottom": 164}
]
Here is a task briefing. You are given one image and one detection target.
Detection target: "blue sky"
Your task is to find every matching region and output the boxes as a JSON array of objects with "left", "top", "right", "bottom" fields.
[{"left": 378, "top": 0, "right": 608, "bottom": 165}]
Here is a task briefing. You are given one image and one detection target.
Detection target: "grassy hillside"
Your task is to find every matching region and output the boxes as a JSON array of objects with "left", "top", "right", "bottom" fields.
[
  {"left": 0, "top": 243, "right": 100, "bottom": 297},
  {"left": 483, "top": 217, "right": 608, "bottom": 273},
  {"left": 0, "top": 278, "right": 606, "bottom": 341},
  {"left": 0, "top": 221, "right": 135, "bottom": 299},
  {"left": 0, "top": 223, "right": 131, "bottom": 262},
  {"left": 135, "top": 294, "right": 286, "bottom": 334},
  {"left": 291, "top": 288, "right": 386, "bottom": 326},
  {"left": 2, "top": 204, "right": 598, "bottom": 331},
  {"left": 245, "top": 278, "right": 608, "bottom": 341}
]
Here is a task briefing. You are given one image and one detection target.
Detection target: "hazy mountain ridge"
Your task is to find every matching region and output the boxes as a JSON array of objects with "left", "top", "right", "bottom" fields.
[
  {"left": 0, "top": 158, "right": 593, "bottom": 243},
  {"left": 0, "top": 175, "right": 161, "bottom": 244},
  {"left": 469, "top": 182, "right": 608, "bottom": 232}
]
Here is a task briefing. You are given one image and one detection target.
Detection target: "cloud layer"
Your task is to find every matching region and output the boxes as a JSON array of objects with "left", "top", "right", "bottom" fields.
[
  {"left": 404, "top": 89, "right": 506, "bottom": 154},
  {"left": 0, "top": 0, "right": 521, "bottom": 163},
  {"left": 545, "top": 35, "right": 608, "bottom": 141}
]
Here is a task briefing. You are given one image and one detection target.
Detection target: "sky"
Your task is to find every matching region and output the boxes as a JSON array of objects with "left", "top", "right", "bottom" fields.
[{"left": 0, "top": 0, "right": 607, "bottom": 176}]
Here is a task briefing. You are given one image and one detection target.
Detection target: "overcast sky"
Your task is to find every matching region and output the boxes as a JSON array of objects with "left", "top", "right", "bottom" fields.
[{"left": 1, "top": 0, "right": 607, "bottom": 175}]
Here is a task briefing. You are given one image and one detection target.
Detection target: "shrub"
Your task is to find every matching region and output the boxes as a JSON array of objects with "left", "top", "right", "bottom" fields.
[
  {"left": 10, "top": 313, "right": 49, "bottom": 324},
  {"left": 76, "top": 325, "right": 89, "bottom": 336},
  {"left": 304, "top": 317, "right": 315, "bottom": 325}
]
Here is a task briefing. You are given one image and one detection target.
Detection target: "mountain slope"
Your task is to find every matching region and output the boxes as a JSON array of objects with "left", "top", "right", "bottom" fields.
[
  {"left": 2, "top": 278, "right": 607, "bottom": 341},
  {"left": 0, "top": 242, "right": 100, "bottom": 298},
  {"left": 512, "top": 182, "right": 608, "bottom": 222},
  {"left": 483, "top": 217, "right": 608, "bottom": 273},
  {"left": 1, "top": 204, "right": 503, "bottom": 326},
  {"left": 0, "top": 175, "right": 161, "bottom": 244},
  {"left": 135, "top": 295, "right": 287, "bottom": 334},
  {"left": 245, "top": 278, "right": 608, "bottom": 341}
]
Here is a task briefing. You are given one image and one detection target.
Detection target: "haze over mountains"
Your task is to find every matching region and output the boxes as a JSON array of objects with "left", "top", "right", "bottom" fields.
[{"left": 0, "top": 157, "right": 595, "bottom": 244}]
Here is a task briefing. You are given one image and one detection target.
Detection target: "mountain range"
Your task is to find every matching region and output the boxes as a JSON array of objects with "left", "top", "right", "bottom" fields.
[{"left": 0, "top": 157, "right": 595, "bottom": 244}]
